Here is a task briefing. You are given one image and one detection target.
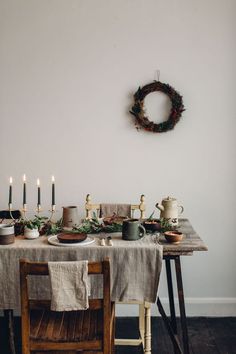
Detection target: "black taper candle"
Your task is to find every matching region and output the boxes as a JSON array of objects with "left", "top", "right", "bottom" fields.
[
  {"left": 52, "top": 176, "right": 55, "bottom": 206},
  {"left": 37, "top": 179, "right": 41, "bottom": 206},
  {"left": 38, "top": 187, "right": 41, "bottom": 205},
  {"left": 9, "top": 185, "right": 12, "bottom": 205},
  {"left": 23, "top": 175, "right": 26, "bottom": 205}
]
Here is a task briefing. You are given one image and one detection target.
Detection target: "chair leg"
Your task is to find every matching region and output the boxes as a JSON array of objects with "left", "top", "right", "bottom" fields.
[
  {"left": 139, "top": 303, "right": 145, "bottom": 345},
  {"left": 144, "top": 303, "right": 151, "bottom": 354},
  {"left": 112, "top": 309, "right": 115, "bottom": 353},
  {"left": 4, "top": 310, "right": 16, "bottom": 354}
]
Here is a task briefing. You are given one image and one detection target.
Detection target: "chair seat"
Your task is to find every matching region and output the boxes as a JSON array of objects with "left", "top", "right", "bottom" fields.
[{"left": 30, "top": 308, "right": 103, "bottom": 343}]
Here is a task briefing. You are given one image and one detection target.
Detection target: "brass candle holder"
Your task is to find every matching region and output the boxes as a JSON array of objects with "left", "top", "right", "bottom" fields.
[
  {"left": 49, "top": 205, "right": 56, "bottom": 222},
  {"left": 21, "top": 204, "right": 28, "bottom": 220},
  {"left": 8, "top": 203, "right": 15, "bottom": 222}
]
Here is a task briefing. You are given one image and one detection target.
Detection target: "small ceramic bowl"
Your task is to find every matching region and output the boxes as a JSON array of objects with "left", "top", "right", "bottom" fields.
[
  {"left": 24, "top": 227, "right": 40, "bottom": 239},
  {"left": 164, "top": 231, "right": 183, "bottom": 244},
  {"left": 143, "top": 219, "right": 161, "bottom": 232}
]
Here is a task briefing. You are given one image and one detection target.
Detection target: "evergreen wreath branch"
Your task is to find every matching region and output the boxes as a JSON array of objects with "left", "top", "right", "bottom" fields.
[{"left": 130, "top": 81, "right": 185, "bottom": 133}]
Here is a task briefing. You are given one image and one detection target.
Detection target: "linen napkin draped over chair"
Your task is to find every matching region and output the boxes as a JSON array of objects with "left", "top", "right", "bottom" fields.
[
  {"left": 85, "top": 194, "right": 146, "bottom": 219},
  {"left": 100, "top": 203, "right": 132, "bottom": 218},
  {"left": 20, "top": 259, "right": 115, "bottom": 354},
  {"left": 48, "top": 260, "right": 90, "bottom": 311}
]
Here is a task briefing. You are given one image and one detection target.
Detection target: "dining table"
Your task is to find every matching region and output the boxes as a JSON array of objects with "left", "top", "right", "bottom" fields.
[{"left": 0, "top": 218, "right": 207, "bottom": 354}]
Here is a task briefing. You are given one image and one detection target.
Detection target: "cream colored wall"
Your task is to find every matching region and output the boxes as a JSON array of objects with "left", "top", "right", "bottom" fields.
[{"left": 0, "top": 0, "right": 235, "bottom": 315}]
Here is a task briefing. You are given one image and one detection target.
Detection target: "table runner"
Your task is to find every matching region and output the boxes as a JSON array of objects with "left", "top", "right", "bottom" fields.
[{"left": 0, "top": 233, "right": 162, "bottom": 310}]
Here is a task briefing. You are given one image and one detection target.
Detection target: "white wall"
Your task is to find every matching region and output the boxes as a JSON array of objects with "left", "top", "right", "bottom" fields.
[{"left": 0, "top": 0, "right": 235, "bottom": 316}]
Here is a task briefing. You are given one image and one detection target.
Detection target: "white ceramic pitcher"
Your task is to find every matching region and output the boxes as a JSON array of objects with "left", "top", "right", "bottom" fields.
[{"left": 156, "top": 196, "right": 184, "bottom": 226}]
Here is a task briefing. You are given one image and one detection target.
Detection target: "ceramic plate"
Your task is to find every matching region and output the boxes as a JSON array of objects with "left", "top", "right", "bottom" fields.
[
  {"left": 48, "top": 235, "right": 95, "bottom": 247},
  {"left": 57, "top": 233, "right": 87, "bottom": 243}
]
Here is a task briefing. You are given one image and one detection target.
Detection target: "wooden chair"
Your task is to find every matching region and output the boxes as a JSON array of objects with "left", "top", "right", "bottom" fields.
[
  {"left": 85, "top": 194, "right": 146, "bottom": 219},
  {"left": 20, "top": 258, "right": 115, "bottom": 354},
  {"left": 84, "top": 195, "right": 151, "bottom": 352},
  {"left": 0, "top": 209, "right": 21, "bottom": 222}
]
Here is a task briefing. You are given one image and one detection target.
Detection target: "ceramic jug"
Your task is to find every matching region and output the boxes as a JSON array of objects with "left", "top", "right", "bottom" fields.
[
  {"left": 156, "top": 197, "right": 184, "bottom": 226},
  {"left": 62, "top": 206, "right": 80, "bottom": 228}
]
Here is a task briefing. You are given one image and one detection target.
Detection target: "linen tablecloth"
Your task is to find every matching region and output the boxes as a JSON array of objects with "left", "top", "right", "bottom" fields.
[{"left": 0, "top": 233, "right": 162, "bottom": 310}]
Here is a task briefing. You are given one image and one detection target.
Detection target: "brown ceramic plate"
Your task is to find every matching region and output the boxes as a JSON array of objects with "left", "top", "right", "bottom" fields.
[{"left": 57, "top": 233, "right": 87, "bottom": 244}]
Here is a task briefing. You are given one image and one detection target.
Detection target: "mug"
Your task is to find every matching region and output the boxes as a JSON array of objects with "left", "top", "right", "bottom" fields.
[
  {"left": 0, "top": 224, "right": 15, "bottom": 236},
  {"left": 122, "top": 219, "right": 146, "bottom": 241},
  {"left": 0, "top": 224, "right": 15, "bottom": 245}
]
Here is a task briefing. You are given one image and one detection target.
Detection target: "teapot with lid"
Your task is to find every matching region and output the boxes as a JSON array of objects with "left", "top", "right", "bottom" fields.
[{"left": 155, "top": 196, "right": 184, "bottom": 226}]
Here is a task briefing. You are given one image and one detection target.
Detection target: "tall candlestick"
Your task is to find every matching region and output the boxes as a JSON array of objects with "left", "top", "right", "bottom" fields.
[
  {"left": 9, "top": 177, "right": 13, "bottom": 205},
  {"left": 23, "top": 174, "right": 26, "bottom": 205},
  {"left": 37, "top": 178, "right": 41, "bottom": 206},
  {"left": 51, "top": 175, "right": 55, "bottom": 206}
]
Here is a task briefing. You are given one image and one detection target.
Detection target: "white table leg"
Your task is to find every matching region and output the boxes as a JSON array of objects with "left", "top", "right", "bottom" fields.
[{"left": 144, "top": 302, "right": 152, "bottom": 353}]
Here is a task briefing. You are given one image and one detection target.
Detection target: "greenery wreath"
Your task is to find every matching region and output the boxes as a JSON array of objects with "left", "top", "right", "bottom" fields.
[{"left": 130, "top": 81, "right": 185, "bottom": 133}]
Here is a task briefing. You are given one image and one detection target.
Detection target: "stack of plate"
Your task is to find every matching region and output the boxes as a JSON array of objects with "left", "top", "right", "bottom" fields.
[{"left": 48, "top": 233, "right": 95, "bottom": 247}]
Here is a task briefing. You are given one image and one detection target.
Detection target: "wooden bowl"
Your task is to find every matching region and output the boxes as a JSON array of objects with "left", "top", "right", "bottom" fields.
[
  {"left": 57, "top": 233, "right": 87, "bottom": 244},
  {"left": 0, "top": 234, "right": 15, "bottom": 245},
  {"left": 103, "top": 216, "right": 128, "bottom": 225},
  {"left": 143, "top": 219, "right": 161, "bottom": 232},
  {"left": 164, "top": 231, "right": 183, "bottom": 244}
]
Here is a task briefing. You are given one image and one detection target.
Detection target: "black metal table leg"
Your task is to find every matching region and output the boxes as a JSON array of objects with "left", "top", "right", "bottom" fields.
[
  {"left": 165, "top": 258, "right": 178, "bottom": 354},
  {"left": 4, "top": 309, "right": 16, "bottom": 354},
  {"left": 175, "top": 256, "right": 190, "bottom": 354},
  {"left": 165, "top": 258, "right": 177, "bottom": 333},
  {"left": 157, "top": 298, "right": 183, "bottom": 354}
]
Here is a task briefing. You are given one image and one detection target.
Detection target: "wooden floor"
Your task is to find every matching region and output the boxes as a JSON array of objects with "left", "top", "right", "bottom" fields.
[{"left": 0, "top": 317, "right": 236, "bottom": 353}]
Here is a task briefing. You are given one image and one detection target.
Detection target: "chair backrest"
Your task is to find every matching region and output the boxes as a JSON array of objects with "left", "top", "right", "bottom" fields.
[
  {"left": 0, "top": 209, "right": 21, "bottom": 222},
  {"left": 85, "top": 194, "right": 146, "bottom": 219},
  {"left": 20, "top": 258, "right": 111, "bottom": 352}
]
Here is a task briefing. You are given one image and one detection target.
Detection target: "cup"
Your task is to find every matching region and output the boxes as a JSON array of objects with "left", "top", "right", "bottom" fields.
[
  {"left": 0, "top": 224, "right": 15, "bottom": 245},
  {"left": 0, "top": 224, "right": 15, "bottom": 236},
  {"left": 62, "top": 206, "right": 80, "bottom": 228},
  {"left": 122, "top": 219, "right": 146, "bottom": 241}
]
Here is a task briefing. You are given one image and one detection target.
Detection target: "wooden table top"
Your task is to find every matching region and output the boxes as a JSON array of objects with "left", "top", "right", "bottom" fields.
[{"left": 161, "top": 218, "right": 208, "bottom": 256}]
